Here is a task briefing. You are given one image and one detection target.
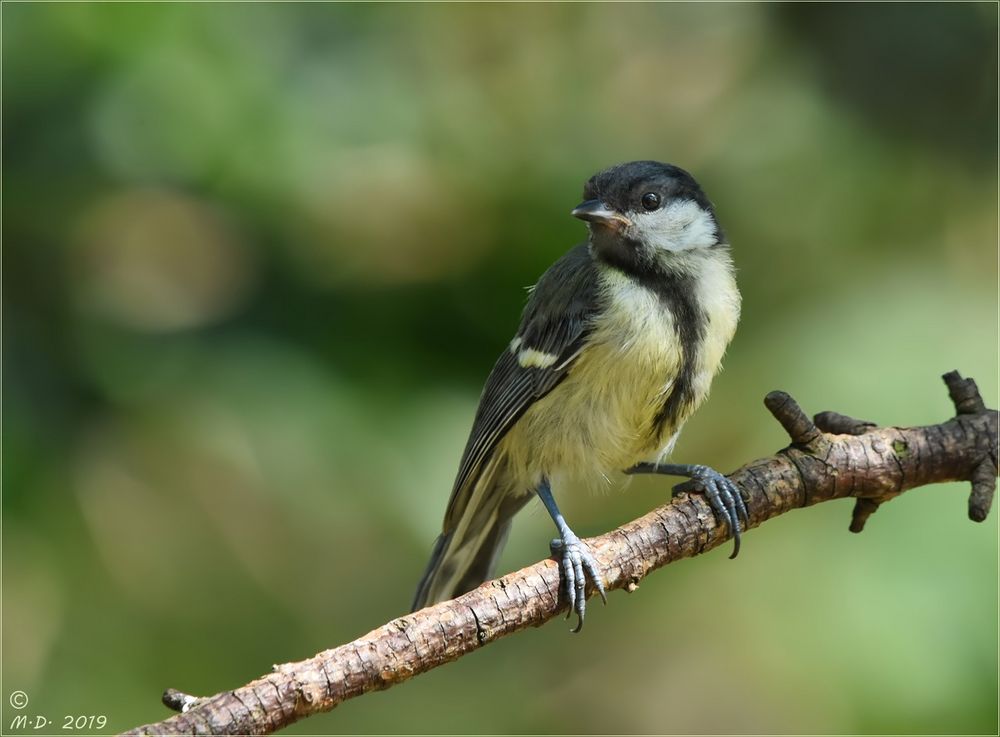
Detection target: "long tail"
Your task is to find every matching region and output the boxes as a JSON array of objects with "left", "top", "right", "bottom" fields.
[{"left": 411, "top": 468, "right": 527, "bottom": 611}]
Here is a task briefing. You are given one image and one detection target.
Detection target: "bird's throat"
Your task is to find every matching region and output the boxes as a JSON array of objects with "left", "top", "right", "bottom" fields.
[{"left": 589, "top": 229, "right": 651, "bottom": 279}]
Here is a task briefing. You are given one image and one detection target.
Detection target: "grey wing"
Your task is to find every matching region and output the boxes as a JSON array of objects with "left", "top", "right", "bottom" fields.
[{"left": 443, "top": 244, "right": 600, "bottom": 528}]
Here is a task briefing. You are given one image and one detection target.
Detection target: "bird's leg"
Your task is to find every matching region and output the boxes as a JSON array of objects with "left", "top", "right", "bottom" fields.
[
  {"left": 536, "top": 478, "right": 607, "bottom": 632},
  {"left": 626, "top": 462, "right": 749, "bottom": 559}
]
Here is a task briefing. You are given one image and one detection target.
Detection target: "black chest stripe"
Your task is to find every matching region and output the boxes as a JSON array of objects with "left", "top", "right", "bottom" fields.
[{"left": 631, "top": 267, "right": 708, "bottom": 437}]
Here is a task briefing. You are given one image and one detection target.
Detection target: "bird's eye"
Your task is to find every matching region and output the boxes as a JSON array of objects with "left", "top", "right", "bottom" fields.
[{"left": 641, "top": 192, "right": 661, "bottom": 211}]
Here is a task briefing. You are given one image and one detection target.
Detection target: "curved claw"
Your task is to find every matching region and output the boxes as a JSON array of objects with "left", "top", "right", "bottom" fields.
[
  {"left": 730, "top": 478, "right": 750, "bottom": 527},
  {"left": 630, "top": 462, "right": 749, "bottom": 558},
  {"left": 549, "top": 533, "right": 607, "bottom": 632},
  {"left": 672, "top": 466, "right": 745, "bottom": 558}
]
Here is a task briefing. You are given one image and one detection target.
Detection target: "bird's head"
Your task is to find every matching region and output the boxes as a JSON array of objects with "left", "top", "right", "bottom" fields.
[{"left": 572, "top": 161, "right": 724, "bottom": 275}]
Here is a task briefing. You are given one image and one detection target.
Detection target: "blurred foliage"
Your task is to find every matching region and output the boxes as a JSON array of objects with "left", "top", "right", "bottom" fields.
[{"left": 2, "top": 3, "right": 997, "bottom": 734}]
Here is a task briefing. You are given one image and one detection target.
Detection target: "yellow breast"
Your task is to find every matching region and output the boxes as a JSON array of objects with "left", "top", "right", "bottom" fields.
[{"left": 499, "top": 252, "right": 739, "bottom": 488}]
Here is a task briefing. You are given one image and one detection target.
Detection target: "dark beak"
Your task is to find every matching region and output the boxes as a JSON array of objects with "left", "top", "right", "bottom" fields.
[{"left": 571, "top": 200, "right": 632, "bottom": 228}]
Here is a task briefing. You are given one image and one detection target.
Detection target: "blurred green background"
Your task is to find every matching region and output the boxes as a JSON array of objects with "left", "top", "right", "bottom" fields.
[{"left": 3, "top": 3, "right": 998, "bottom": 734}]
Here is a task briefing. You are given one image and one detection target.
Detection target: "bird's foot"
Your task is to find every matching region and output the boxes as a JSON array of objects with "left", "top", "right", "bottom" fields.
[
  {"left": 549, "top": 530, "right": 607, "bottom": 633},
  {"left": 627, "top": 462, "right": 749, "bottom": 559}
]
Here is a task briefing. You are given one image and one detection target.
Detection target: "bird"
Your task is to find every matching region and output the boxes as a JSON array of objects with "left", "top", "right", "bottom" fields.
[{"left": 411, "top": 160, "right": 744, "bottom": 630}]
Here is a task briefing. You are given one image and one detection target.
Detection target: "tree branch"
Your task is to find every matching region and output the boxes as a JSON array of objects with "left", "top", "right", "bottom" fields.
[{"left": 122, "top": 371, "right": 997, "bottom": 736}]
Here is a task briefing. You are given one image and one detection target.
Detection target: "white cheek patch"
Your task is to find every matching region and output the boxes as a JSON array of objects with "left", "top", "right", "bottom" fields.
[{"left": 628, "top": 199, "right": 718, "bottom": 252}]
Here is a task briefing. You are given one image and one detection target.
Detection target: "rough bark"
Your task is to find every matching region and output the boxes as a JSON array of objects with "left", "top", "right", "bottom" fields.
[{"left": 123, "top": 372, "right": 997, "bottom": 736}]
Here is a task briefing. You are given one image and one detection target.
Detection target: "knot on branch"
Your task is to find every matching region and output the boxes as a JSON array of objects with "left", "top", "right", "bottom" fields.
[
  {"left": 162, "top": 689, "right": 202, "bottom": 713},
  {"left": 814, "top": 411, "right": 877, "bottom": 435},
  {"left": 764, "top": 391, "right": 829, "bottom": 453},
  {"left": 765, "top": 374, "right": 997, "bottom": 532},
  {"left": 849, "top": 498, "right": 882, "bottom": 533},
  {"left": 944, "top": 370, "right": 987, "bottom": 416},
  {"left": 765, "top": 391, "right": 886, "bottom": 531},
  {"left": 943, "top": 371, "right": 997, "bottom": 522}
]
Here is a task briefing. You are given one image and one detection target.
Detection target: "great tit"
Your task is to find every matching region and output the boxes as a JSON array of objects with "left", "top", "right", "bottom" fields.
[{"left": 412, "top": 160, "right": 744, "bottom": 630}]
